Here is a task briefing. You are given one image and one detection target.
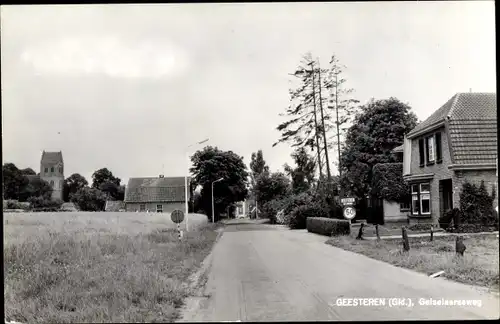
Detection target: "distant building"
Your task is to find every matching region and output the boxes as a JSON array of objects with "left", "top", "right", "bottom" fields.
[
  {"left": 39, "top": 151, "right": 64, "bottom": 201},
  {"left": 124, "top": 175, "right": 192, "bottom": 213}
]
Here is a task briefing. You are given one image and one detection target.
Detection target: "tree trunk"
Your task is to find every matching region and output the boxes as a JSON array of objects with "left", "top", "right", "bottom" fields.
[{"left": 310, "top": 61, "right": 324, "bottom": 186}]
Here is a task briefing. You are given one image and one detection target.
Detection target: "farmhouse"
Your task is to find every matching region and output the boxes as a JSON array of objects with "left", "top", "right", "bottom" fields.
[
  {"left": 124, "top": 175, "right": 191, "bottom": 213},
  {"left": 402, "top": 92, "right": 497, "bottom": 224}
]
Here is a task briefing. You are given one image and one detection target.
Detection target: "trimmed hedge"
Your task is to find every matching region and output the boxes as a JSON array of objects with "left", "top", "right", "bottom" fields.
[
  {"left": 307, "top": 217, "right": 351, "bottom": 236},
  {"left": 371, "top": 163, "right": 409, "bottom": 202},
  {"left": 289, "top": 204, "right": 328, "bottom": 229}
]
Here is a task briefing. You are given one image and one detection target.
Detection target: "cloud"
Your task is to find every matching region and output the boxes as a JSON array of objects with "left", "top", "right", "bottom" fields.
[{"left": 20, "top": 35, "right": 189, "bottom": 79}]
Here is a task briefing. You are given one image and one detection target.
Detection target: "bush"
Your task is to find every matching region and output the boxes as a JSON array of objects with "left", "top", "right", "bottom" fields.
[
  {"left": 289, "top": 204, "right": 329, "bottom": 229},
  {"left": 5, "top": 200, "right": 29, "bottom": 210},
  {"left": 408, "top": 223, "right": 434, "bottom": 231},
  {"left": 446, "top": 224, "right": 498, "bottom": 233},
  {"left": 459, "top": 181, "right": 497, "bottom": 226},
  {"left": 27, "top": 197, "right": 63, "bottom": 211},
  {"left": 307, "top": 217, "right": 351, "bottom": 236}
]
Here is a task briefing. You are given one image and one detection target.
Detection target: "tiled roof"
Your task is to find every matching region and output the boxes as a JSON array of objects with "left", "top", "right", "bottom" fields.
[
  {"left": 407, "top": 94, "right": 457, "bottom": 138},
  {"left": 105, "top": 200, "right": 125, "bottom": 211},
  {"left": 449, "top": 120, "right": 497, "bottom": 165},
  {"left": 124, "top": 176, "right": 190, "bottom": 203},
  {"left": 41, "top": 151, "right": 63, "bottom": 164},
  {"left": 407, "top": 93, "right": 497, "bottom": 165}
]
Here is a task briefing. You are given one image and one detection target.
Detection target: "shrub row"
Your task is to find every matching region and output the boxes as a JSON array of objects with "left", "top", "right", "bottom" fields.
[
  {"left": 289, "top": 204, "right": 329, "bottom": 229},
  {"left": 306, "top": 217, "right": 351, "bottom": 236}
]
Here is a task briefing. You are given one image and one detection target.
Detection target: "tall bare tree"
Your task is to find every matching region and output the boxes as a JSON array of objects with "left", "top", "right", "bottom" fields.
[
  {"left": 274, "top": 53, "right": 325, "bottom": 181},
  {"left": 325, "top": 54, "right": 360, "bottom": 180}
]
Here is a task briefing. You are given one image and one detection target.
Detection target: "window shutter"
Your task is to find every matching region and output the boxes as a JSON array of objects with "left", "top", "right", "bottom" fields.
[
  {"left": 419, "top": 138, "right": 425, "bottom": 166},
  {"left": 435, "top": 132, "right": 442, "bottom": 163}
]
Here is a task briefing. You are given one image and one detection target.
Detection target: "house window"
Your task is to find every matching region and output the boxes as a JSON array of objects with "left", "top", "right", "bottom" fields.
[
  {"left": 139, "top": 204, "right": 146, "bottom": 212},
  {"left": 420, "top": 183, "right": 431, "bottom": 214},
  {"left": 50, "top": 180, "right": 55, "bottom": 188},
  {"left": 435, "top": 132, "right": 442, "bottom": 163},
  {"left": 44, "top": 167, "right": 48, "bottom": 173},
  {"left": 59, "top": 167, "right": 63, "bottom": 174},
  {"left": 418, "top": 139, "right": 425, "bottom": 167},
  {"left": 51, "top": 167, "right": 54, "bottom": 172},
  {"left": 156, "top": 204, "right": 163, "bottom": 213},
  {"left": 426, "top": 136, "right": 435, "bottom": 163},
  {"left": 238, "top": 206, "right": 243, "bottom": 215},
  {"left": 411, "top": 184, "right": 419, "bottom": 215},
  {"left": 411, "top": 183, "right": 431, "bottom": 216}
]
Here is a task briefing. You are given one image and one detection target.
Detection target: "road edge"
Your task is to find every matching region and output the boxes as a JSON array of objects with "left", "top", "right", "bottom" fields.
[{"left": 176, "top": 225, "right": 225, "bottom": 322}]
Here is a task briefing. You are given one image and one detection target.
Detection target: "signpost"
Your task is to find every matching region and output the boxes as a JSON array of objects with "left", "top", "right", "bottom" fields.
[
  {"left": 341, "top": 197, "right": 356, "bottom": 224},
  {"left": 171, "top": 210, "right": 185, "bottom": 240}
]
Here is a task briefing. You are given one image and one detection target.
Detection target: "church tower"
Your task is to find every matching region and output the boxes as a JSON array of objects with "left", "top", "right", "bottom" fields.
[{"left": 40, "top": 151, "right": 64, "bottom": 201}]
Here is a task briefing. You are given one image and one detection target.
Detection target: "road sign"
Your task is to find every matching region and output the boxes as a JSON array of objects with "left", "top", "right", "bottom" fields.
[
  {"left": 343, "top": 206, "right": 356, "bottom": 220},
  {"left": 341, "top": 197, "right": 355, "bottom": 205},
  {"left": 171, "top": 209, "right": 185, "bottom": 224}
]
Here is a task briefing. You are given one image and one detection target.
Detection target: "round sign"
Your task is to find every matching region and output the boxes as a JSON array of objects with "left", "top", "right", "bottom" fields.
[
  {"left": 343, "top": 206, "right": 356, "bottom": 220},
  {"left": 171, "top": 209, "right": 185, "bottom": 224}
]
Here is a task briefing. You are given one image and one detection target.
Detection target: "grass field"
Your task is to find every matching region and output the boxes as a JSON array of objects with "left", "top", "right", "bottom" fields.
[
  {"left": 326, "top": 234, "right": 499, "bottom": 291},
  {"left": 4, "top": 212, "right": 217, "bottom": 323}
]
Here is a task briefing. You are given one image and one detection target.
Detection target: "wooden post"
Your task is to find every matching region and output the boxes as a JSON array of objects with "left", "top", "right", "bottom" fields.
[
  {"left": 178, "top": 223, "right": 182, "bottom": 241},
  {"left": 430, "top": 225, "right": 434, "bottom": 242},
  {"left": 402, "top": 226, "right": 410, "bottom": 252},
  {"left": 356, "top": 223, "right": 364, "bottom": 240},
  {"left": 375, "top": 224, "right": 380, "bottom": 241}
]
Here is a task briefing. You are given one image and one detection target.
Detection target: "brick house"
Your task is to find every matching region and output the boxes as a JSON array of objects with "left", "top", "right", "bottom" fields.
[
  {"left": 402, "top": 92, "right": 497, "bottom": 224},
  {"left": 124, "top": 175, "right": 191, "bottom": 213}
]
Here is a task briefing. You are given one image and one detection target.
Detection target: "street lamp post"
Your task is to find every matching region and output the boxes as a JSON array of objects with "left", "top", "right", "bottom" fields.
[
  {"left": 211, "top": 177, "right": 224, "bottom": 223},
  {"left": 185, "top": 138, "right": 209, "bottom": 231}
]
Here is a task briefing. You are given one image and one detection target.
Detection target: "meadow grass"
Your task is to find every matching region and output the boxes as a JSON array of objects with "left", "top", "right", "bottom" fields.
[
  {"left": 326, "top": 234, "right": 499, "bottom": 291},
  {"left": 4, "top": 212, "right": 218, "bottom": 323}
]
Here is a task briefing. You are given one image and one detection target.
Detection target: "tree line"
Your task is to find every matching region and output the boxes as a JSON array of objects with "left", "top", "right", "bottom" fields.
[{"left": 3, "top": 165, "right": 125, "bottom": 211}]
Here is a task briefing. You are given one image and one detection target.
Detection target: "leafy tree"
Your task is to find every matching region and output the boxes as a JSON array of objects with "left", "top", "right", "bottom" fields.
[
  {"left": 70, "top": 187, "right": 107, "bottom": 211},
  {"left": 99, "top": 181, "right": 125, "bottom": 201},
  {"left": 3, "top": 163, "right": 29, "bottom": 200},
  {"left": 340, "top": 98, "right": 418, "bottom": 198},
  {"left": 63, "top": 173, "right": 89, "bottom": 202},
  {"left": 190, "top": 146, "right": 249, "bottom": 222},
  {"left": 249, "top": 150, "right": 270, "bottom": 188},
  {"left": 371, "top": 163, "right": 409, "bottom": 202},
  {"left": 20, "top": 168, "right": 36, "bottom": 175},
  {"left": 284, "top": 147, "right": 316, "bottom": 194},
  {"left": 18, "top": 177, "right": 53, "bottom": 202},
  {"left": 91, "top": 168, "right": 120, "bottom": 188},
  {"left": 91, "top": 168, "right": 124, "bottom": 201},
  {"left": 253, "top": 172, "right": 291, "bottom": 206}
]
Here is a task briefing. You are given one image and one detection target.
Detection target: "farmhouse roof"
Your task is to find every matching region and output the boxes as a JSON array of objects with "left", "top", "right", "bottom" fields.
[
  {"left": 124, "top": 176, "right": 191, "bottom": 203},
  {"left": 41, "top": 151, "right": 63, "bottom": 164},
  {"left": 406, "top": 92, "right": 497, "bottom": 165}
]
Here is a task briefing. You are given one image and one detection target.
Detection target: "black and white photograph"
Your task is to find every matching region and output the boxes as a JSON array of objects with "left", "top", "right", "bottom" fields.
[{"left": 2, "top": 2, "right": 498, "bottom": 322}]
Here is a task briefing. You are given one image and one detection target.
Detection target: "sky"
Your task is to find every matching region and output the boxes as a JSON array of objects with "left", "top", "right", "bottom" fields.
[{"left": 1, "top": 2, "right": 496, "bottom": 186}]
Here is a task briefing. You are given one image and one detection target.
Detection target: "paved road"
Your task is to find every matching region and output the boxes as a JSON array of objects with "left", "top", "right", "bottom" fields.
[{"left": 180, "top": 221, "right": 499, "bottom": 321}]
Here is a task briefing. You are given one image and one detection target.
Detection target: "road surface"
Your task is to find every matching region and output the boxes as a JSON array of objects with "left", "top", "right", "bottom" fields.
[{"left": 179, "top": 220, "right": 499, "bottom": 321}]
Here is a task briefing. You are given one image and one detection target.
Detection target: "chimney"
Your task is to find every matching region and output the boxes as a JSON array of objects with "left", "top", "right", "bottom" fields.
[{"left": 159, "top": 174, "right": 164, "bottom": 178}]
